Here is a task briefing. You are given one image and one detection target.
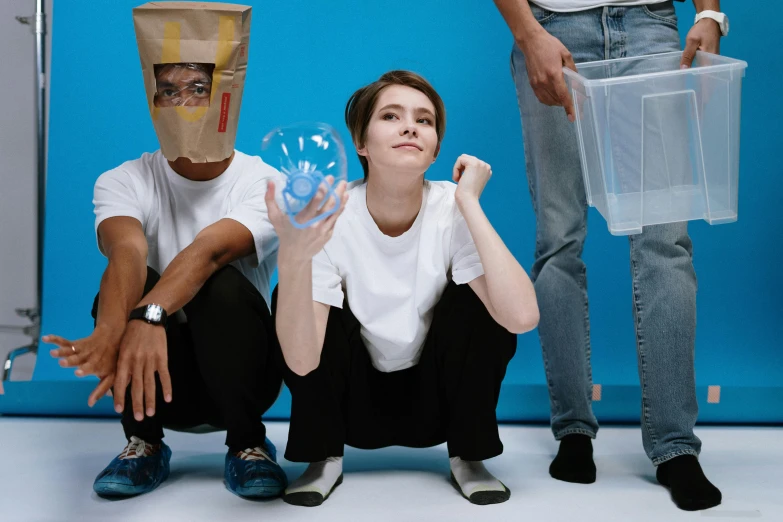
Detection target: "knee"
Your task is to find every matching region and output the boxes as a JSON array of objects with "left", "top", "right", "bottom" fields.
[
  {"left": 438, "top": 283, "right": 517, "bottom": 355},
  {"left": 536, "top": 211, "right": 587, "bottom": 265},
  {"left": 191, "top": 265, "right": 258, "bottom": 310},
  {"left": 638, "top": 223, "right": 693, "bottom": 258}
]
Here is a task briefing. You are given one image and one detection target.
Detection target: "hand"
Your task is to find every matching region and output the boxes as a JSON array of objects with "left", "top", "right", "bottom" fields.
[
  {"left": 113, "top": 320, "right": 172, "bottom": 420},
  {"left": 453, "top": 154, "right": 492, "bottom": 206},
  {"left": 681, "top": 18, "right": 722, "bottom": 68},
  {"left": 44, "top": 324, "right": 123, "bottom": 406},
  {"left": 518, "top": 29, "right": 577, "bottom": 122},
  {"left": 265, "top": 177, "right": 349, "bottom": 263}
]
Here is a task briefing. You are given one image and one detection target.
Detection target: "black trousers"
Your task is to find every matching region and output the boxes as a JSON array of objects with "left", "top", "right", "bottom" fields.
[
  {"left": 92, "top": 266, "right": 282, "bottom": 452},
  {"left": 272, "top": 281, "right": 517, "bottom": 463}
]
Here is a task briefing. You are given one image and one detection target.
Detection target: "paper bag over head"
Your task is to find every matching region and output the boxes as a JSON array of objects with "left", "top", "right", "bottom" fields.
[{"left": 133, "top": 2, "right": 251, "bottom": 163}]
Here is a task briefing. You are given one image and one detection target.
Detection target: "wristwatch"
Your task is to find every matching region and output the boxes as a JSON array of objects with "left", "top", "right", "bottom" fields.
[
  {"left": 695, "top": 10, "right": 729, "bottom": 37},
  {"left": 129, "top": 304, "right": 168, "bottom": 328}
]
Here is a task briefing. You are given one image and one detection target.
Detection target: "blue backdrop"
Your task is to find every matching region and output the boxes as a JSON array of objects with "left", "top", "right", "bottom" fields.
[{"left": 3, "top": 0, "right": 781, "bottom": 423}]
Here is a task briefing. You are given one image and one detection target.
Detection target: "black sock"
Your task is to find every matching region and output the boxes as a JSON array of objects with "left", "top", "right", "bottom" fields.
[
  {"left": 549, "top": 434, "right": 596, "bottom": 484},
  {"left": 656, "top": 455, "right": 721, "bottom": 511}
]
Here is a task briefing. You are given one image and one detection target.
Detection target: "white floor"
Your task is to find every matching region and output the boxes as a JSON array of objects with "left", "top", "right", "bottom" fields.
[{"left": 0, "top": 419, "right": 779, "bottom": 522}]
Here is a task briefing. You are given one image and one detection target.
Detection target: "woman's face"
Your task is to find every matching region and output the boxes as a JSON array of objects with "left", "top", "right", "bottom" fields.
[{"left": 358, "top": 84, "right": 440, "bottom": 178}]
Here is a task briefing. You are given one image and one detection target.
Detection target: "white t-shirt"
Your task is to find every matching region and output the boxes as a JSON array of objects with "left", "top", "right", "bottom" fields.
[
  {"left": 312, "top": 180, "right": 484, "bottom": 373},
  {"left": 93, "top": 149, "right": 281, "bottom": 307},
  {"left": 531, "top": 0, "right": 669, "bottom": 12}
]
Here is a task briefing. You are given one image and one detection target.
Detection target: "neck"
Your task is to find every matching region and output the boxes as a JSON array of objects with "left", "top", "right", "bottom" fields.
[
  {"left": 365, "top": 170, "right": 425, "bottom": 237},
  {"left": 168, "top": 151, "right": 235, "bottom": 181}
]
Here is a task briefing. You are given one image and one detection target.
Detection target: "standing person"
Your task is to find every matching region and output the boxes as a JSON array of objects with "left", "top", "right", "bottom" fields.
[{"left": 493, "top": 0, "right": 727, "bottom": 511}]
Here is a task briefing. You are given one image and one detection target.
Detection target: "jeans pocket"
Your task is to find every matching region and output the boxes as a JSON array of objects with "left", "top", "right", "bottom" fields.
[
  {"left": 642, "top": 1, "right": 678, "bottom": 27},
  {"left": 528, "top": 2, "right": 557, "bottom": 24}
]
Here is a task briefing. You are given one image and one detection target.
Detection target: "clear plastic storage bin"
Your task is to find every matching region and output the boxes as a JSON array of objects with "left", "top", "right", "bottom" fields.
[{"left": 563, "top": 51, "right": 747, "bottom": 235}]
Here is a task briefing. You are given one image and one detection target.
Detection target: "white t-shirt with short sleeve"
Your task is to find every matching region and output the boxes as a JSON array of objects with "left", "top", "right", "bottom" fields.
[
  {"left": 312, "top": 180, "right": 484, "bottom": 373},
  {"left": 93, "top": 149, "right": 281, "bottom": 307},
  {"left": 531, "top": 0, "right": 669, "bottom": 12}
]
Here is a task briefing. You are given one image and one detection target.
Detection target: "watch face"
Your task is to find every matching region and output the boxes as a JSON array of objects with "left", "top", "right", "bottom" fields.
[{"left": 145, "top": 305, "right": 163, "bottom": 323}]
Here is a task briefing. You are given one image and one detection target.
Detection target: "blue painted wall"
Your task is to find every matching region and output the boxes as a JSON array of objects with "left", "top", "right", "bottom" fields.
[{"left": 10, "top": 1, "right": 781, "bottom": 422}]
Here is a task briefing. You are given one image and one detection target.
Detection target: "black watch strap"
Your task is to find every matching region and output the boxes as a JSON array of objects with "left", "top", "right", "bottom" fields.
[{"left": 129, "top": 304, "right": 168, "bottom": 328}]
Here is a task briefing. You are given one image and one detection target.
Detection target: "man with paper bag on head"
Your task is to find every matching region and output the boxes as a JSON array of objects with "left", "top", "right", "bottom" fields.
[{"left": 44, "top": 2, "right": 288, "bottom": 499}]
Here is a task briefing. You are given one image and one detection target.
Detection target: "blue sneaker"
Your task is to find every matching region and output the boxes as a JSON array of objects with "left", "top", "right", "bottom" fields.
[
  {"left": 225, "top": 437, "right": 288, "bottom": 498},
  {"left": 93, "top": 436, "right": 172, "bottom": 498}
]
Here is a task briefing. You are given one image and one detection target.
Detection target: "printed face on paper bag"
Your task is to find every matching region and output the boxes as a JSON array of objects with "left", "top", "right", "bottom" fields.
[{"left": 153, "top": 63, "right": 215, "bottom": 108}]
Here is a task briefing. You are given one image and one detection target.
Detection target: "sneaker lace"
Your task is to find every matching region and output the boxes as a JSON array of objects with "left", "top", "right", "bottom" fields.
[
  {"left": 237, "top": 445, "right": 273, "bottom": 461},
  {"left": 119, "top": 436, "right": 154, "bottom": 460}
]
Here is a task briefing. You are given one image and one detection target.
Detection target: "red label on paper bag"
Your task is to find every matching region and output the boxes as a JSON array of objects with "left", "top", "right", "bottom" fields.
[{"left": 218, "top": 93, "right": 231, "bottom": 132}]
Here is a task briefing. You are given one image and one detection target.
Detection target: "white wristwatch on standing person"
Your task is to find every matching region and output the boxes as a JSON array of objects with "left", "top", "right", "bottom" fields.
[{"left": 694, "top": 10, "right": 729, "bottom": 37}]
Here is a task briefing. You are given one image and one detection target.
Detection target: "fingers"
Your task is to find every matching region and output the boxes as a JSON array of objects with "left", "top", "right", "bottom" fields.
[
  {"left": 158, "top": 351, "right": 173, "bottom": 403},
  {"left": 531, "top": 80, "right": 560, "bottom": 107},
  {"left": 144, "top": 359, "right": 156, "bottom": 417},
  {"left": 43, "top": 334, "right": 72, "bottom": 348},
  {"left": 44, "top": 335, "right": 76, "bottom": 359},
  {"left": 61, "top": 350, "right": 90, "bottom": 369},
  {"left": 561, "top": 52, "right": 577, "bottom": 122},
  {"left": 453, "top": 155, "right": 489, "bottom": 178},
  {"left": 320, "top": 190, "right": 350, "bottom": 232},
  {"left": 294, "top": 182, "right": 328, "bottom": 225},
  {"left": 321, "top": 180, "right": 347, "bottom": 215},
  {"left": 297, "top": 177, "right": 343, "bottom": 225},
  {"left": 555, "top": 76, "right": 576, "bottom": 123},
  {"left": 265, "top": 180, "right": 284, "bottom": 223},
  {"left": 75, "top": 358, "right": 98, "bottom": 377},
  {"left": 113, "top": 356, "right": 131, "bottom": 414},
  {"left": 88, "top": 375, "right": 114, "bottom": 407},
  {"left": 563, "top": 51, "right": 578, "bottom": 73},
  {"left": 131, "top": 357, "right": 145, "bottom": 421},
  {"left": 453, "top": 155, "right": 474, "bottom": 182},
  {"left": 680, "top": 34, "right": 699, "bottom": 69}
]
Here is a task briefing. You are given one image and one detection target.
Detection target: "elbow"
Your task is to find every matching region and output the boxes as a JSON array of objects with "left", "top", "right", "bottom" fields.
[
  {"left": 503, "top": 305, "right": 540, "bottom": 335},
  {"left": 285, "top": 354, "right": 321, "bottom": 377}
]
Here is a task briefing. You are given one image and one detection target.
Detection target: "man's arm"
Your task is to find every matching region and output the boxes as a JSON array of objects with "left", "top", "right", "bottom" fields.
[
  {"left": 96, "top": 217, "right": 149, "bottom": 335},
  {"left": 111, "top": 217, "right": 258, "bottom": 420},
  {"left": 682, "top": 0, "right": 723, "bottom": 67},
  {"left": 492, "top": 0, "right": 540, "bottom": 45},
  {"left": 135, "top": 218, "right": 254, "bottom": 312},
  {"left": 680, "top": 0, "right": 722, "bottom": 69},
  {"left": 694, "top": 0, "right": 720, "bottom": 12},
  {"left": 493, "top": 0, "right": 577, "bottom": 121},
  {"left": 44, "top": 216, "right": 149, "bottom": 405}
]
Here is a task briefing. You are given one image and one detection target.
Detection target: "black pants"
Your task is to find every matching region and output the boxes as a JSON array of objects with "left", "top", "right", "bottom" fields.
[
  {"left": 92, "top": 266, "right": 282, "bottom": 452},
  {"left": 272, "top": 281, "right": 517, "bottom": 463}
]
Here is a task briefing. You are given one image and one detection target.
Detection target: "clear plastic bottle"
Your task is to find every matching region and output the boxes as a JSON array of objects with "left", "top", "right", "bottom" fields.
[{"left": 261, "top": 122, "right": 348, "bottom": 229}]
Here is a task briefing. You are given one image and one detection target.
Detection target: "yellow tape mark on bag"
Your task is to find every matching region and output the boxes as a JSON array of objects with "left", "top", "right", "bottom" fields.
[
  {"left": 152, "top": 22, "right": 181, "bottom": 121},
  {"left": 153, "top": 17, "right": 234, "bottom": 122},
  {"left": 211, "top": 16, "right": 235, "bottom": 103}
]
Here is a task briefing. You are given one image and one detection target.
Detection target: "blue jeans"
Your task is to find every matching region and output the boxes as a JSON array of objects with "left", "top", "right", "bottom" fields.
[{"left": 511, "top": 1, "right": 701, "bottom": 465}]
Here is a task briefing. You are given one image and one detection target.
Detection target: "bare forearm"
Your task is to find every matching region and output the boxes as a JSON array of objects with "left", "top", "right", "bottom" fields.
[
  {"left": 136, "top": 240, "right": 223, "bottom": 313},
  {"left": 493, "top": 0, "right": 542, "bottom": 49},
  {"left": 96, "top": 245, "right": 148, "bottom": 333},
  {"left": 693, "top": 0, "right": 720, "bottom": 12},
  {"left": 457, "top": 197, "right": 538, "bottom": 327},
  {"left": 276, "top": 256, "right": 322, "bottom": 376}
]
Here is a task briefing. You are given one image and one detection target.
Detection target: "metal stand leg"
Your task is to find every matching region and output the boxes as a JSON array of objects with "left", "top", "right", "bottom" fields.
[
  {"left": 1, "top": 308, "right": 40, "bottom": 382},
  {"left": 2, "top": 344, "right": 37, "bottom": 382}
]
